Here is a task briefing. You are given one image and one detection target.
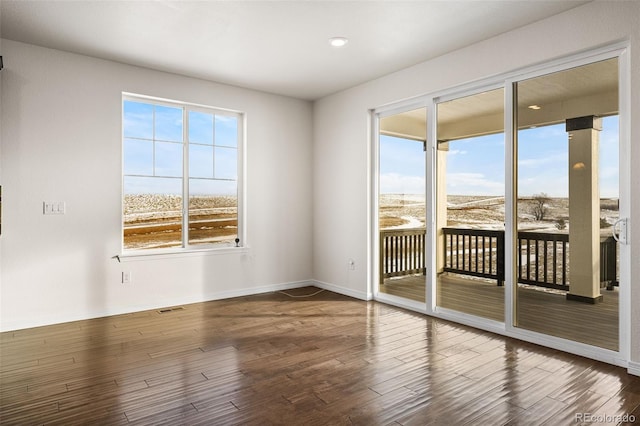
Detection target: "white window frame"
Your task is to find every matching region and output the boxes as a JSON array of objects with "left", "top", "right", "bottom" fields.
[{"left": 121, "top": 93, "right": 245, "bottom": 257}]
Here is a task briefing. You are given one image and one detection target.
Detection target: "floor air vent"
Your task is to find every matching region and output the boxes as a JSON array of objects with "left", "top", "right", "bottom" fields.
[{"left": 158, "top": 306, "right": 185, "bottom": 314}]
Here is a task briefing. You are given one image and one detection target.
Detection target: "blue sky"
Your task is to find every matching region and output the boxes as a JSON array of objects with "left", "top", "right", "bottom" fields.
[
  {"left": 123, "top": 100, "right": 238, "bottom": 196},
  {"left": 380, "top": 115, "right": 619, "bottom": 198}
]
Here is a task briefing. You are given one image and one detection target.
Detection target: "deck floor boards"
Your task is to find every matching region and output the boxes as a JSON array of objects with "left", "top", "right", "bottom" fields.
[{"left": 380, "top": 273, "right": 619, "bottom": 350}]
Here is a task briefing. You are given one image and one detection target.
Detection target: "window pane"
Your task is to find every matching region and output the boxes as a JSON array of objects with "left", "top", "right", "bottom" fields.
[
  {"left": 123, "top": 138, "right": 153, "bottom": 176},
  {"left": 215, "top": 115, "right": 238, "bottom": 147},
  {"left": 435, "top": 88, "right": 505, "bottom": 322},
  {"left": 517, "top": 124, "right": 568, "bottom": 197},
  {"left": 377, "top": 107, "right": 427, "bottom": 303},
  {"left": 123, "top": 176, "right": 183, "bottom": 250},
  {"left": 155, "top": 105, "right": 183, "bottom": 142},
  {"left": 515, "top": 58, "right": 619, "bottom": 351},
  {"left": 123, "top": 97, "right": 242, "bottom": 252},
  {"left": 189, "top": 111, "right": 214, "bottom": 145},
  {"left": 189, "top": 144, "right": 214, "bottom": 178},
  {"left": 155, "top": 142, "right": 183, "bottom": 177},
  {"left": 188, "top": 179, "right": 237, "bottom": 246},
  {"left": 123, "top": 101, "right": 153, "bottom": 139},
  {"left": 600, "top": 116, "right": 619, "bottom": 198},
  {"left": 214, "top": 147, "right": 237, "bottom": 180}
]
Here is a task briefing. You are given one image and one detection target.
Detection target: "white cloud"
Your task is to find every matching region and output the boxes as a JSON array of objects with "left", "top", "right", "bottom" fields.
[
  {"left": 518, "top": 174, "right": 568, "bottom": 198},
  {"left": 380, "top": 173, "right": 425, "bottom": 194},
  {"left": 518, "top": 151, "right": 567, "bottom": 168},
  {"left": 447, "top": 172, "right": 503, "bottom": 196},
  {"left": 381, "top": 172, "right": 504, "bottom": 196}
]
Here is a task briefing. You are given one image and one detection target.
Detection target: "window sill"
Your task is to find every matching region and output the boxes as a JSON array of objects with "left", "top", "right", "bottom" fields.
[{"left": 117, "top": 245, "right": 250, "bottom": 262}]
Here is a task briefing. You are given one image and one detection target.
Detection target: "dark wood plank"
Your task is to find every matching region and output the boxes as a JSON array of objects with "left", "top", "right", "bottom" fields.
[{"left": 1, "top": 287, "right": 638, "bottom": 425}]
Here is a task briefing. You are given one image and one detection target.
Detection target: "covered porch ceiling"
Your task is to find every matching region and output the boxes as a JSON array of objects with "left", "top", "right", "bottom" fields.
[{"left": 380, "top": 59, "right": 618, "bottom": 142}]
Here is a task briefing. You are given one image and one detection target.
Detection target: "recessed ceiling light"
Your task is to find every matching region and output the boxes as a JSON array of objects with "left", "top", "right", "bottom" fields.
[
  {"left": 329, "top": 37, "right": 348, "bottom": 48},
  {"left": 528, "top": 105, "right": 541, "bottom": 110}
]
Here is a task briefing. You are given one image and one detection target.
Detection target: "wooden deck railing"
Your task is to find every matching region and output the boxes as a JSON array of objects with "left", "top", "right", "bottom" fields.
[
  {"left": 443, "top": 227, "right": 505, "bottom": 286},
  {"left": 517, "top": 231, "right": 568, "bottom": 291},
  {"left": 380, "top": 227, "right": 618, "bottom": 292},
  {"left": 600, "top": 236, "right": 619, "bottom": 290},
  {"left": 379, "top": 228, "right": 426, "bottom": 279}
]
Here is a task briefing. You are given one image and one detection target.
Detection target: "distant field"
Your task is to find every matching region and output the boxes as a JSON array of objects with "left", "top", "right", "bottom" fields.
[
  {"left": 380, "top": 194, "right": 619, "bottom": 234},
  {"left": 124, "top": 194, "right": 237, "bottom": 250},
  {"left": 124, "top": 193, "right": 619, "bottom": 250}
]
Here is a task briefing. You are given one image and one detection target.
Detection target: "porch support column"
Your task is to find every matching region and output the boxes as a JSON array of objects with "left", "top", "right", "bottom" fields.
[
  {"left": 566, "top": 115, "right": 602, "bottom": 304},
  {"left": 436, "top": 141, "right": 449, "bottom": 274}
]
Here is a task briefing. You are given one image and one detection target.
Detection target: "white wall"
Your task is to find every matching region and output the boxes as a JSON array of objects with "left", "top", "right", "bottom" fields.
[
  {"left": 0, "top": 38, "right": 4, "bottom": 301},
  {"left": 0, "top": 40, "right": 314, "bottom": 331},
  {"left": 313, "top": 1, "right": 640, "bottom": 365}
]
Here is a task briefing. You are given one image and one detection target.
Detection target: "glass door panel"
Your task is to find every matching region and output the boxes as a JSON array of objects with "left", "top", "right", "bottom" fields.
[
  {"left": 515, "top": 58, "right": 619, "bottom": 350},
  {"left": 378, "top": 108, "right": 427, "bottom": 302},
  {"left": 435, "top": 88, "right": 505, "bottom": 321}
]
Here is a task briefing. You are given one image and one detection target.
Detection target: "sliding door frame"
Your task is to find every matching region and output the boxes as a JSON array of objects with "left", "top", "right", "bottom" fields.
[
  {"left": 428, "top": 81, "right": 507, "bottom": 334},
  {"left": 503, "top": 44, "right": 631, "bottom": 367},
  {"left": 369, "top": 42, "right": 630, "bottom": 368},
  {"left": 371, "top": 97, "right": 430, "bottom": 313}
]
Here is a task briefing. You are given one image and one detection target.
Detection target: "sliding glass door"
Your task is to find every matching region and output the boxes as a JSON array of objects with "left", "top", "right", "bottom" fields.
[
  {"left": 377, "top": 107, "right": 427, "bottom": 303},
  {"left": 372, "top": 48, "right": 627, "bottom": 363},
  {"left": 514, "top": 58, "right": 620, "bottom": 350},
  {"left": 435, "top": 88, "right": 505, "bottom": 322}
]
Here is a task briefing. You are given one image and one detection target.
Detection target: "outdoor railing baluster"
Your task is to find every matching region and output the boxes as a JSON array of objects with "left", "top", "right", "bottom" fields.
[{"left": 380, "top": 227, "right": 618, "bottom": 292}]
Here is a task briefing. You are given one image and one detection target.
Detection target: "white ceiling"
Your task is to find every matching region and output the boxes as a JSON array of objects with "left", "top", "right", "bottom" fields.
[{"left": 1, "top": 1, "right": 590, "bottom": 101}]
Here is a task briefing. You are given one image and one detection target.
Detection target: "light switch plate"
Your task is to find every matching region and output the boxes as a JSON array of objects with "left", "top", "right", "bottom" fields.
[{"left": 43, "top": 201, "right": 66, "bottom": 215}]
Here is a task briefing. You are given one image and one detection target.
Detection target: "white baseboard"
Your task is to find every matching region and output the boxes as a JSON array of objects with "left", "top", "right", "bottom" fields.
[
  {"left": 628, "top": 361, "right": 640, "bottom": 376},
  {"left": 311, "top": 280, "right": 370, "bottom": 301},
  {"left": 0, "top": 280, "right": 316, "bottom": 332},
  {"left": 202, "top": 280, "right": 315, "bottom": 301}
]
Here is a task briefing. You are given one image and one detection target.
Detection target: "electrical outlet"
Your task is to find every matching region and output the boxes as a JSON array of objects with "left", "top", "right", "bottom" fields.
[
  {"left": 348, "top": 259, "right": 355, "bottom": 270},
  {"left": 122, "top": 271, "right": 132, "bottom": 284}
]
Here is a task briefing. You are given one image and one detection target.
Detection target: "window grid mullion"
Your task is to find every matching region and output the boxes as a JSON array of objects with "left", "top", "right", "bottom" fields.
[
  {"left": 152, "top": 106, "right": 157, "bottom": 177},
  {"left": 183, "top": 107, "right": 190, "bottom": 248},
  {"left": 212, "top": 114, "right": 216, "bottom": 179}
]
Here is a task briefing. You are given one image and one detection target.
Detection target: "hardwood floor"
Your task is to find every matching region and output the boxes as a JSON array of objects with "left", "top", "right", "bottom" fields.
[
  {"left": 381, "top": 274, "right": 619, "bottom": 350},
  {"left": 1, "top": 287, "right": 638, "bottom": 425}
]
